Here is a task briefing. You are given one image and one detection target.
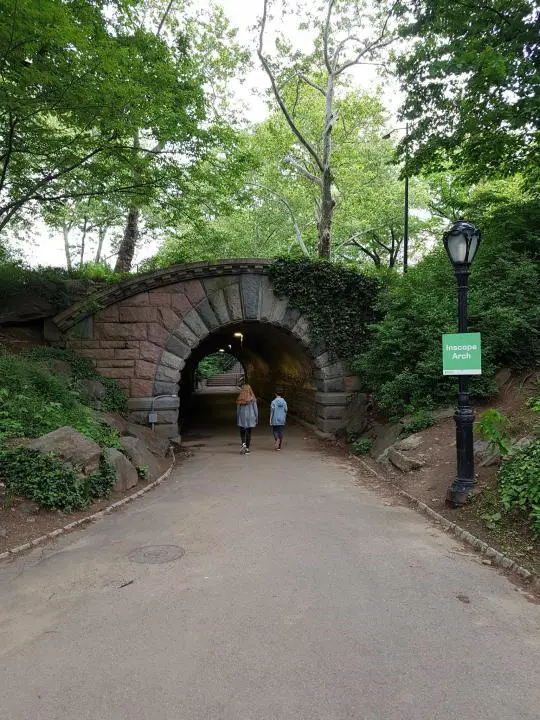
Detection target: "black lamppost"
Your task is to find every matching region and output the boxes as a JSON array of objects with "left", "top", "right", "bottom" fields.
[
  {"left": 383, "top": 124, "right": 409, "bottom": 273},
  {"left": 443, "top": 220, "right": 481, "bottom": 507}
]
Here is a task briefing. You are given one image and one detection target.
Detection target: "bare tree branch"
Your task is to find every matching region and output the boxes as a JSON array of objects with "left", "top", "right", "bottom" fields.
[
  {"left": 258, "top": 0, "right": 324, "bottom": 173},
  {"left": 283, "top": 154, "right": 322, "bottom": 186},
  {"left": 297, "top": 73, "right": 326, "bottom": 96},
  {"left": 323, "top": 0, "right": 336, "bottom": 73},
  {"left": 247, "top": 181, "right": 309, "bottom": 255}
]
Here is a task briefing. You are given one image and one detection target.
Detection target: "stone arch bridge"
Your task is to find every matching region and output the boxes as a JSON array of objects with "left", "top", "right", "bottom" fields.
[{"left": 53, "top": 260, "right": 364, "bottom": 437}]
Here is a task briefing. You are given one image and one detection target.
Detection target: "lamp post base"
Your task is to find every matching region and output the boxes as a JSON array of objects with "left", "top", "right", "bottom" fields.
[{"left": 446, "top": 484, "right": 472, "bottom": 508}]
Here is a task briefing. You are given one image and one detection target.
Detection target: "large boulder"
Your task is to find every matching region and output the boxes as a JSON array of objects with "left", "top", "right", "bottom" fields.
[
  {"left": 27, "top": 427, "right": 101, "bottom": 475},
  {"left": 78, "top": 379, "right": 106, "bottom": 406},
  {"left": 473, "top": 440, "right": 500, "bottom": 467},
  {"left": 388, "top": 447, "right": 425, "bottom": 473},
  {"left": 120, "top": 436, "right": 163, "bottom": 480},
  {"left": 124, "top": 422, "right": 170, "bottom": 457},
  {"left": 95, "top": 411, "right": 129, "bottom": 435},
  {"left": 104, "top": 448, "right": 138, "bottom": 492},
  {"left": 370, "top": 422, "right": 404, "bottom": 462}
]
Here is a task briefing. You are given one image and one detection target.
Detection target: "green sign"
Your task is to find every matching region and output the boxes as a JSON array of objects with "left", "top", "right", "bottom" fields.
[{"left": 442, "top": 332, "right": 482, "bottom": 376}]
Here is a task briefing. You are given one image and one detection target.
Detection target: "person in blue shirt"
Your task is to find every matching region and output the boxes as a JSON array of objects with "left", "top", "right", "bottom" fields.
[{"left": 270, "top": 390, "right": 288, "bottom": 450}]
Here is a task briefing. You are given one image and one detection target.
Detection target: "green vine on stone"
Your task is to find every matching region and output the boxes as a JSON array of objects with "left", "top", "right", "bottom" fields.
[{"left": 268, "top": 258, "right": 381, "bottom": 364}]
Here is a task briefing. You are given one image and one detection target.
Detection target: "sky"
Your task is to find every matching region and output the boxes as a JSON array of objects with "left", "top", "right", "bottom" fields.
[{"left": 24, "top": 0, "right": 401, "bottom": 269}]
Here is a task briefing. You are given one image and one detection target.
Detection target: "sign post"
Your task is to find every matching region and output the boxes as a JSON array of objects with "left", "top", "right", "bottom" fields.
[{"left": 442, "top": 332, "right": 482, "bottom": 376}]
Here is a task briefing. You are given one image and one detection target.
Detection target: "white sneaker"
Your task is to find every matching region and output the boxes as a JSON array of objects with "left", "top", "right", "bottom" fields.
[{"left": 240, "top": 443, "right": 247, "bottom": 454}]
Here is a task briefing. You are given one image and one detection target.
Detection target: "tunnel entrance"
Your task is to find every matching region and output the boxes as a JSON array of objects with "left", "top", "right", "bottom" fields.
[
  {"left": 178, "top": 321, "right": 316, "bottom": 433},
  {"left": 58, "top": 261, "right": 361, "bottom": 438}
]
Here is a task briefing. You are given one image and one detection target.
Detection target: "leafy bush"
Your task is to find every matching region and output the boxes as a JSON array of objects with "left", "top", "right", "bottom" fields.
[
  {"left": 197, "top": 352, "right": 237, "bottom": 378},
  {"left": 0, "top": 447, "right": 116, "bottom": 512},
  {"left": 476, "top": 409, "right": 512, "bottom": 456},
  {"left": 28, "top": 347, "right": 127, "bottom": 416},
  {"left": 350, "top": 438, "right": 372, "bottom": 454},
  {"left": 269, "top": 258, "right": 382, "bottom": 363},
  {"left": 0, "top": 353, "right": 122, "bottom": 447},
  {"left": 498, "top": 441, "right": 540, "bottom": 534},
  {"left": 402, "top": 410, "right": 435, "bottom": 435}
]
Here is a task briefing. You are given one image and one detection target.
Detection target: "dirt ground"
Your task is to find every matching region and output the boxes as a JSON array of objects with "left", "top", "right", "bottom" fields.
[
  {"left": 0, "top": 456, "right": 177, "bottom": 554},
  {"left": 345, "top": 370, "right": 540, "bottom": 576}
]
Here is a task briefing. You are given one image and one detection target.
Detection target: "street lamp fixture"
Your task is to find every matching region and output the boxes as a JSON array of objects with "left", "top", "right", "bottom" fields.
[{"left": 443, "top": 220, "right": 481, "bottom": 507}]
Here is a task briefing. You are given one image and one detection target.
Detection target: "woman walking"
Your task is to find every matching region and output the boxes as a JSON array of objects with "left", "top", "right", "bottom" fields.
[{"left": 236, "top": 383, "right": 258, "bottom": 454}]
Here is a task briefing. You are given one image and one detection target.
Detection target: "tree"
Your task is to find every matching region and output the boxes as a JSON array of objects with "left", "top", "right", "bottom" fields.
[
  {"left": 0, "top": 0, "right": 208, "bottom": 238},
  {"left": 395, "top": 1, "right": 540, "bottom": 182},
  {"left": 113, "top": 0, "right": 250, "bottom": 272},
  {"left": 257, "top": 0, "right": 398, "bottom": 258}
]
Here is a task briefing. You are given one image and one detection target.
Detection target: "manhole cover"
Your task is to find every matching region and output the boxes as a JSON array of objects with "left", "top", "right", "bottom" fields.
[{"left": 128, "top": 545, "right": 185, "bottom": 564}]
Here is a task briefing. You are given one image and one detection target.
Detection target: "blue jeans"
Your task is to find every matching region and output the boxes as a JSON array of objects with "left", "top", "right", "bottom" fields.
[{"left": 272, "top": 425, "right": 284, "bottom": 446}]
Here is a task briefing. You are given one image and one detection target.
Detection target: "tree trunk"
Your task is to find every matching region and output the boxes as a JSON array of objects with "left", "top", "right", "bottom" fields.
[
  {"left": 63, "top": 223, "right": 72, "bottom": 270},
  {"left": 79, "top": 217, "right": 88, "bottom": 269},
  {"left": 115, "top": 207, "right": 139, "bottom": 272},
  {"left": 317, "top": 169, "right": 334, "bottom": 259},
  {"left": 95, "top": 226, "right": 107, "bottom": 263}
]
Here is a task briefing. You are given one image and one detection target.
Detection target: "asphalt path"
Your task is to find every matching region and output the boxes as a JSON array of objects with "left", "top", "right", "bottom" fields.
[{"left": 1, "top": 420, "right": 539, "bottom": 719}]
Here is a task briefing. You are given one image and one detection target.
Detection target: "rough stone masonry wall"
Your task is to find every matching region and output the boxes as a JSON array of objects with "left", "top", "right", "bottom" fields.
[{"left": 62, "top": 265, "right": 360, "bottom": 437}]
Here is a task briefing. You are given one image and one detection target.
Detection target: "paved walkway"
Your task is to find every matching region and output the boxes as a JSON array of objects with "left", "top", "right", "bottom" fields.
[{"left": 1, "top": 420, "right": 539, "bottom": 719}]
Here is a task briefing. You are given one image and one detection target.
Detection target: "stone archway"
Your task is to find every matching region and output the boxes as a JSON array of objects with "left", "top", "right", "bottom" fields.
[{"left": 54, "top": 260, "right": 363, "bottom": 437}]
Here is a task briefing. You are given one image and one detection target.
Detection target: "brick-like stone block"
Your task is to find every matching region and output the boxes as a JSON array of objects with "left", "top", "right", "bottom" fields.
[
  {"left": 96, "top": 359, "right": 135, "bottom": 369},
  {"left": 260, "top": 277, "right": 277, "bottom": 320},
  {"left": 147, "top": 323, "right": 169, "bottom": 346},
  {"left": 160, "top": 350, "right": 185, "bottom": 370},
  {"left": 165, "top": 334, "right": 191, "bottom": 360},
  {"left": 196, "top": 297, "right": 219, "bottom": 330},
  {"left": 240, "top": 275, "right": 262, "bottom": 319},
  {"left": 131, "top": 378, "right": 154, "bottom": 396},
  {"left": 95, "top": 305, "right": 119, "bottom": 322},
  {"left": 148, "top": 292, "right": 172, "bottom": 307},
  {"left": 114, "top": 348, "right": 140, "bottom": 360},
  {"left": 313, "top": 352, "right": 331, "bottom": 369},
  {"left": 155, "top": 364, "right": 181, "bottom": 383},
  {"left": 183, "top": 309, "right": 208, "bottom": 339},
  {"left": 270, "top": 297, "right": 288, "bottom": 323},
  {"left": 99, "top": 366, "right": 134, "bottom": 379},
  {"left": 116, "top": 378, "right": 130, "bottom": 391},
  {"left": 135, "top": 359, "right": 156, "bottom": 379},
  {"left": 68, "top": 317, "right": 93, "bottom": 340},
  {"left": 78, "top": 348, "right": 115, "bottom": 360},
  {"left": 282, "top": 306, "right": 301, "bottom": 330},
  {"left": 74, "top": 339, "right": 101, "bottom": 349},
  {"left": 184, "top": 280, "right": 205, "bottom": 306},
  {"left": 118, "top": 292, "right": 148, "bottom": 306},
  {"left": 344, "top": 375, "right": 361, "bottom": 392},
  {"left": 153, "top": 380, "right": 178, "bottom": 395},
  {"left": 318, "top": 377, "right": 345, "bottom": 392},
  {"left": 171, "top": 292, "right": 192, "bottom": 317},
  {"left": 173, "top": 323, "right": 198, "bottom": 349},
  {"left": 95, "top": 322, "right": 147, "bottom": 340},
  {"left": 139, "top": 341, "right": 162, "bottom": 363},
  {"left": 203, "top": 276, "right": 238, "bottom": 295},
  {"left": 315, "top": 392, "right": 350, "bottom": 406},
  {"left": 225, "top": 283, "right": 243, "bottom": 321},
  {"left": 100, "top": 340, "right": 131, "bottom": 349},
  {"left": 119, "top": 306, "right": 159, "bottom": 323},
  {"left": 159, "top": 307, "right": 180, "bottom": 332},
  {"left": 128, "top": 396, "right": 179, "bottom": 411},
  {"left": 208, "top": 289, "right": 230, "bottom": 325}
]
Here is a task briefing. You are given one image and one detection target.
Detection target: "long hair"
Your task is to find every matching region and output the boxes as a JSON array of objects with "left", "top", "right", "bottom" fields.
[{"left": 237, "top": 383, "right": 256, "bottom": 405}]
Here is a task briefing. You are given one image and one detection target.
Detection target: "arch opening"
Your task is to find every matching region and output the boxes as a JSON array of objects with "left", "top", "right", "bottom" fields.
[{"left": 178, "top": 321, "right": 316, "bottom": 433}]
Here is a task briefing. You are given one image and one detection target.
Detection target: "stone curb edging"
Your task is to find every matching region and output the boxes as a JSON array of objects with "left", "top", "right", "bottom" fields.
[
  {"left": 351, "top": 453, "right": 540, "bottom": 594},
  {"left": 0, "top": 461, "right": 175, "bottom": 562}
]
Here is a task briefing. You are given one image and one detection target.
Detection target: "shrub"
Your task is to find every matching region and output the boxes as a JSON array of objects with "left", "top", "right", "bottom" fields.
[
  {"left": 269, "top": 258, "right": 382, "bottom": 363},
  {"left": 0, "top": 447, "right": 116, "bottom": 512},
  {"left": 402, "top": 410, "right": 435, "bottom": 435},
  {"left": 350, "top": 438, "right": 372, "bottom": 454},
  {"left": 28, "top": 347, "right": 127, "bottom": 416},
  {"left": 0, "top": 353, "right": 122, "bottom": 447},
  {"left": 197, "top": 352, "right": 237, "bottom": 378},
  {"left": 498, "top": 440, "right": 540, "bottom": 534},
  {"left": 476, "top": 409, "right": 512, "bottom": 456}
]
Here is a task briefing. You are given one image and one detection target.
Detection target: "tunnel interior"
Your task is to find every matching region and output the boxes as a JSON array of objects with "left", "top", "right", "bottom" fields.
[{"left": 179, "top": 321, "right": 316, "bottom": 432}]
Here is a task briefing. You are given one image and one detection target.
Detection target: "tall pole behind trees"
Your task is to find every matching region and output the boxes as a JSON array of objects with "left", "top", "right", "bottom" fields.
[{"left": 257, "top": 0, "right": 397, "bottom": 259}]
